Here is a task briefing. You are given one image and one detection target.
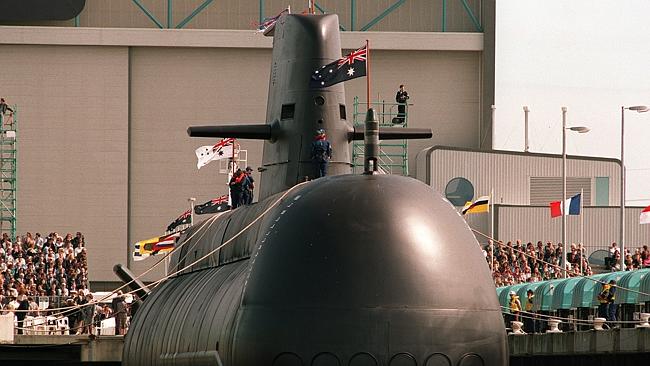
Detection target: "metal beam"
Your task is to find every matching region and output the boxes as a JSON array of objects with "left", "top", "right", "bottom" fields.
[
  {"left": 350, "top": 0, "right": 356, "bottom": 31},
  {"left": 360, "top": 0, "right": 406, "bottom": 31},
  {"left": 441, "top": 0, "right": 447, "bottom": 32},
  {"left": 175, "top": 0, "right": 214, "bottom": 29},
  {"left": 167, "top": 0, "right": 173, "bottom": 29},
  {"left": 259, "top": 0, "right": 265, "bottom": 25},
  {"left": 131, "top": 0, "right": 164, "bottom": 29},
  {"left": 460, "top": 0, "right": 483, "bottom": 32}
]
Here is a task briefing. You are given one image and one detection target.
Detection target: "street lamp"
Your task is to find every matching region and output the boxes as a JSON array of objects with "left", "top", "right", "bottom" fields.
[
  {"left": 562, "top": 107, "right": 590, "bottom": 278},
  {"left": 620, "top": 105, "right": 648, "bottom": 271}
]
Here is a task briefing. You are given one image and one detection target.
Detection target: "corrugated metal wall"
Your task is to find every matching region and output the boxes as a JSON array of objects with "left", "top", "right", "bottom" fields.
[
  {"left": 425, "top": 147, "right": 620, "bottom": 206},
  {"left": 495, "top": 205, "right": 650, "bottom": 256},
  {"left": 529, "top": 177, "right": 591, "bottom": 205},
  {"left": 2, "top": 0, "right": 483, "bottom": 32}
]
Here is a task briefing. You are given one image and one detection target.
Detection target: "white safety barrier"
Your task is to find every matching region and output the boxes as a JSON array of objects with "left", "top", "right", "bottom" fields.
[
  {"left": 98, "top": 318, "right": 116, "bottom": 336},
  {"left": 23, "top": 316, "right": 34, "bottom": 335},
  {"left": 57, "top": 317, "right": 70, "bottom": 335},
  {"left": 32, "top": 316, "right": 47, "bottom": 335},
  {"left": 0, "top": 313, "right": 14, "bottom": 343}
]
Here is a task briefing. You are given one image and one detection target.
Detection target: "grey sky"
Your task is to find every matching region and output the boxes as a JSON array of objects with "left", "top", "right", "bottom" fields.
[{"left": 495, "top": 0, "right": 650, "bottom": 206}]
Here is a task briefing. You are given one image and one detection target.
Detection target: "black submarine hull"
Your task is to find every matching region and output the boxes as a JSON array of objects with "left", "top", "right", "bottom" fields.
[{"left": 123, "top": 175, "right": 507, "bottom": 365}]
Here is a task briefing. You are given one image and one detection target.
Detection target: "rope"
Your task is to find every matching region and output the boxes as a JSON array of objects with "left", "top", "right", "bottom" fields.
[
  {"left": 6, "top": 180, "right": 308, "bottom": 318},
  {"left": 500, "top": 306, "right": 649, "bottom": 326},
  {"left": 138, "top": 181, "right": 307, "bottom": 293}
]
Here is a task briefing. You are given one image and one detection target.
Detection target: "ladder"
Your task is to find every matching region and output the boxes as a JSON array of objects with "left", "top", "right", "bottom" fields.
[
  {"left": 0, "top": 105, "right": 17, "bottom": 240},
  {"left": 351, "top": 96, "right": 408, "bottom": 175}
]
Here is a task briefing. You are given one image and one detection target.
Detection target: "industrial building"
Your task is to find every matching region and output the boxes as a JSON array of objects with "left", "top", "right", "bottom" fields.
[
  {"left": 1, "top": 1, "right": 645, "bottom": 290},
  {"left": 416, "top": 146, "right": 650, "bottom": 253}
]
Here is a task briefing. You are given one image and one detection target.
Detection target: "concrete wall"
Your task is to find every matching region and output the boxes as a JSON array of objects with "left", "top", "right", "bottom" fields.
[
  {"left": 0, "top": 44, "right": 129, "bottom": 281},
  {"left": 0, "top": 26, "right": 484, "bottom": 282}
]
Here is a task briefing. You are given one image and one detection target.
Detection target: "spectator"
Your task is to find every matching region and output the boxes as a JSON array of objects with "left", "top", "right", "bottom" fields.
[
  {"left": 112, "top": 291, "right": 127, "bottom": 335},
  {"left": 0, "top": 231, "right": 89, "bottom": 320},
  {"left": 16, "top": 294, "right": 29, "bottom": 334}
]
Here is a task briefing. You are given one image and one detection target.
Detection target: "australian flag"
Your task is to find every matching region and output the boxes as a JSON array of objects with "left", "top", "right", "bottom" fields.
[
  {"left": 310, "top": 45, "right": 367, "bottom": 88},
  {"left": 166, "top": 209, "right": 191, "bottom": 232},
  {"left": 195, "top": 195, "right": 230, "bottom": 215}
]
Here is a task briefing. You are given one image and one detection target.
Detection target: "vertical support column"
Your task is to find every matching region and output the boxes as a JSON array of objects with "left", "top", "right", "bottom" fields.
[
  {"left": 259, "top": 0, "right": 265, "bottom": 24},
  {"left": 167, "top": 0, "right": 173, "bottom": 28},
  {"left": 620, "top": 106, "right": 625, "bottom": 272},
  {"left": 350, "top": 0, "right": 356, "bottom": 31},
  {"left": 441, "top": 0, "right": 447, "bottom": 31},
  {"left": 561, "top": 106, "right": 567, "bottom": 278},
  {"left": 524, "top": 106, "right": 530, "bottom": 152}
]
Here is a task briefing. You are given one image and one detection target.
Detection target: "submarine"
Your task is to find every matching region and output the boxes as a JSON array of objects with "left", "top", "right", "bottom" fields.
[{"left": 122, "top": 13, "right": 507, "bottom": 366}]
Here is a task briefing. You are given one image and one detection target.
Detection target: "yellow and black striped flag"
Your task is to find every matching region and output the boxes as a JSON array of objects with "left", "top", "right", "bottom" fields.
[{"left": 462, "top": 196, "right": 489, "bottom": 215}]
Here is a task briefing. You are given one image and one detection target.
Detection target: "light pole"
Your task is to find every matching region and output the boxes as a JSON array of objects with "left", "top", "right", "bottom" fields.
[
  {"left": 620, "top": 105, "right": 648, "bottom": 271},
  {"left": 561, "top": 107, "right": 590, "bottom": 278},
  {"left": 524, "top": 106, "right": 530, "bottom": 152}
]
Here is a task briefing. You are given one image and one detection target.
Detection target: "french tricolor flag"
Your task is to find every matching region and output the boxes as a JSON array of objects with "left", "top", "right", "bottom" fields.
[
  {"left": 641, "top": 205, "right": 650, "bottom": 225},
  {"left": 549, "top": 194, "right": 581, "bottom": 218}
]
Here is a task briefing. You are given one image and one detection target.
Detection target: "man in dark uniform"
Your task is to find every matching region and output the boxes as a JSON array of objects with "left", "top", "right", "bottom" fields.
[
  {"left": 16, "top": 295, "right": 30, "bottom": 335},
  {"left": 311, "top": 129, "right": 332, "bottom": 178},
  {"left": 395, "top": 84, "right": 409, "bottom": 124},
  {"left": 242, "top": 166, "right": 255, "bottom": 204},
  {"left": 229, "top": 169, "right": 246, "bottom": 208}
]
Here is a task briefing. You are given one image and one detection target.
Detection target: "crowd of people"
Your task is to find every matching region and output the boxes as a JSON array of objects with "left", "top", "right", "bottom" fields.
[
  {"left": 0, "top": 231, "right": 89, "bottom": 305},
  {"left": 605, "top": 242, "right": 650, "bottom": 271},
  {"left": 486, "top": 239, "right": 650, "bottom": 287},
  {"left": 485, "top": 240, "right": 593, "bottom": 287},
  {"left": 228, "top": 166, "right": 255, "bottom": 208}
]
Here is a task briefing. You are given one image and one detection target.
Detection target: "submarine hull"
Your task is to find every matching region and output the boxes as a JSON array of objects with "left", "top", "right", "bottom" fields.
[{"left": 123, "top": 175, "right": 507, "bottom": 365}]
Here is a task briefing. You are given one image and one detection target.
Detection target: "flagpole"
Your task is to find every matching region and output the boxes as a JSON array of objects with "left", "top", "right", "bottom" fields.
[
  {"left": 490, "top": 188, "right": 494, "bottom": 238},
  {"left": 580, "top": 188, "right": 584, "bottom": 275},
  {"left": 366, "top": 39, "right": 370, "bottom": 109},
  {"left": 490, "top": 188, "right": 495, "bottom": 273},
  {"left": 189, "top": 197, "right": 196, "bottom": 227},
  {"left": 228, "top": 139, "right": 237, "bottom": 207}
]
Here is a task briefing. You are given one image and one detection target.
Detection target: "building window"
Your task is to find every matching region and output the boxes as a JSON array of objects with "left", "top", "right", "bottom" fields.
[
  {"left": 445, "top": 177, "right": 474, "bottom": 206},
  {"left": 595, "top": 177, "right": 609, "bottom": 206},
  {"left": 314, "top": 96, "right": 325, "bottom": 106},
  {"left": 339, "top": 104, "right": 347, "bottom": 120},
  {"left": 280, "top": 104, "right": 295, "bottom": 120}
]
